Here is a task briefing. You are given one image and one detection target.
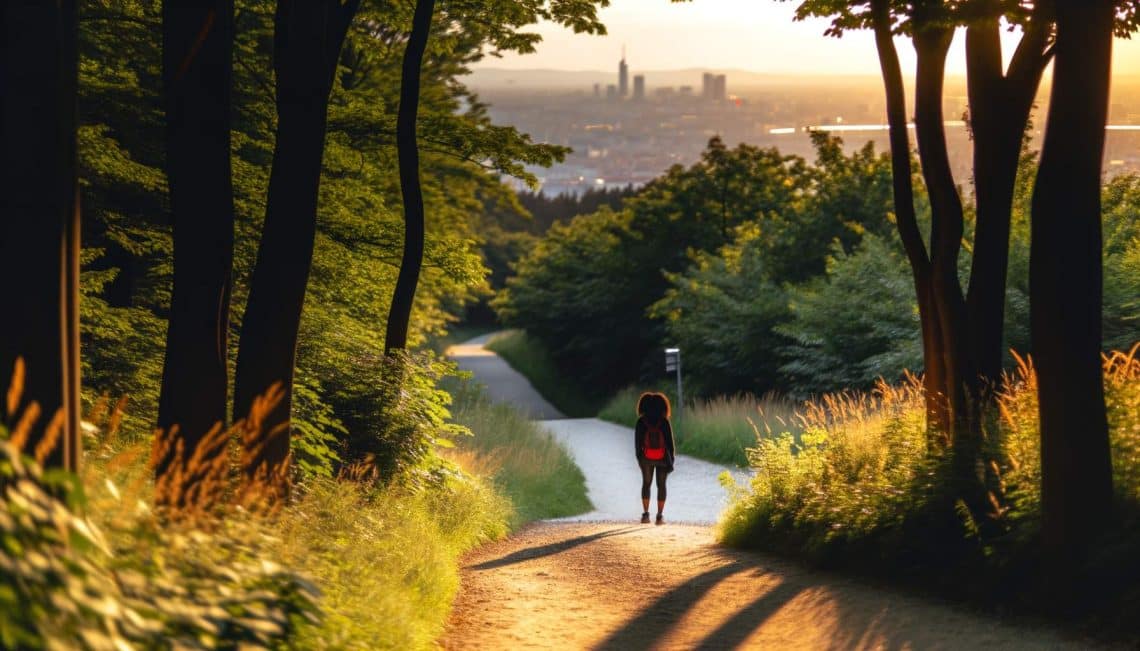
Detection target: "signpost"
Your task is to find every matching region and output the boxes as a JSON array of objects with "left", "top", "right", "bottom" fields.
[{"left": 665, "top": 348, "right": 682, "bottom": 425}]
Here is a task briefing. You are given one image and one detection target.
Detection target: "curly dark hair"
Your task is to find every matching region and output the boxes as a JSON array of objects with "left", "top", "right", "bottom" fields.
[{"left": 636, "top": 391, "right": 671, "bottom": 422}]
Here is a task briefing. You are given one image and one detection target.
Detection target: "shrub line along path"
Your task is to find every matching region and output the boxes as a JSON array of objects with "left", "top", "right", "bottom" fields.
[{"left": 443, "top": 335, "right": 1094, "bottom": 650}]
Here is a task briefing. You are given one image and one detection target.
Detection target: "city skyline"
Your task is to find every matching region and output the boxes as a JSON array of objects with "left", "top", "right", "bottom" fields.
[{"left": 472, "top": 0, "right": 1140, "bottom": 77}]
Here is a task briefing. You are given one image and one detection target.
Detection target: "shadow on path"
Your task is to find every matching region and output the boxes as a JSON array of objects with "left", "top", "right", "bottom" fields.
[
  {"left": 597, "top": 560, "right": 760, "bottom": 650},
  {"left": 469, "top": 527, "right": 638, "bottom": 571},
  {"left": 692, "top": 580, "right": 803, "bottom": 650}
]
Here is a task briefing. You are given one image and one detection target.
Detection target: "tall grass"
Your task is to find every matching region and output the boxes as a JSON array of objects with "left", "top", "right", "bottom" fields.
[
  {"left": 599, "top": 386, "right": 800, "bottom": 467},
  {"left": 718, "top": 345, "right": 1140, "bottom": 620},
  {"left": 447, "top": 378, "right": 592, "bottom": 526},
  {"left": 484, "top": 330, "right": 607, "bottom": 417}
]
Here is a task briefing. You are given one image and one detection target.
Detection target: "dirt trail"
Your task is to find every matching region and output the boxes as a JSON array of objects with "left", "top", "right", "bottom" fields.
[
  {"left": 443, "top": 523, "right": 1088, "bottom": 650},
  {"left": 443, "top": 335, "right": 1095, "bottom": 649}
]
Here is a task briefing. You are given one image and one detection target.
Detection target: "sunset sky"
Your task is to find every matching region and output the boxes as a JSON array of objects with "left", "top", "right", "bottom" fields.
[{"left": 474, "top": 1, "right": 1140, "bottom": 77}]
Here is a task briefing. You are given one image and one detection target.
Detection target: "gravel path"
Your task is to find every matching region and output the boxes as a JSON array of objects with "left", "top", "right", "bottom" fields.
[
  {"left": 448, "top": 333, "right": 564, "bottom": 420},
  {"left": 540, "top": 418, "right": 749, "bottom": 523},
  {"left": 443, "top": 335, "right": 1095, "bottom": 650}
]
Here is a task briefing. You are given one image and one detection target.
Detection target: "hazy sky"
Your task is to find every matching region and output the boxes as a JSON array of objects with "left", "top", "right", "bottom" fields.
[{"left": 474, "top": 1, "right": 1140, "bottom": 77}]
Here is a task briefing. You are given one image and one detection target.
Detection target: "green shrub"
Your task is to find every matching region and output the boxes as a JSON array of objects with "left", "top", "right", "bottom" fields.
[
  {"left": 0, "top": 433, "right": 319, "bottom": 651},
  {"left": 718, "top": 348, "right": 1140, "bottom": 612},
  {"left": 330, "top": 351, "right": 470, "bottom": 483},
  {"left": 776, "top": 233, "right": 923, "bottom": 396},
  {"left": 447, "top": 379, "right": 591, "bottom": 526}
]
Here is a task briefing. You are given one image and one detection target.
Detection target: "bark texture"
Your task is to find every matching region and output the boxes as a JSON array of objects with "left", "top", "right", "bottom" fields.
[
  {"left": 385, "top": 0, "right": 437, "bottom": 354},
  {"left": 0, "top": 2, "right": 82, "bottom": 471},
  {"left": 1031, "top": 0, "right": 1115, "bottom": 561},
  {"left": 234, "top": 0, "right": 359, "bottom": 486},
  {"left": 157, "top": 2, "right": 236, "bottom": 476}
]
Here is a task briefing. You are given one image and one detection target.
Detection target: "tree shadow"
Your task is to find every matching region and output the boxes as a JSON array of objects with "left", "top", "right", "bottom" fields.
[
  {"left": 596, "top": 560, "right": 754, "bottom": 650},
  {"left": 691, "top": 580, "right": 803, "bottom": 650},
  {"left": 469, "top": 526, "right": 638, "bottom": 571}
]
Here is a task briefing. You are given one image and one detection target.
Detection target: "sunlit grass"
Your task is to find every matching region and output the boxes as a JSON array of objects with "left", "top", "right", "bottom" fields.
[
  {"left": 717, "top": 344, "right": 1140, "bottom": 618},
  {"left": 599, "top": 387, "right": 799, "bottom": 467},
  {"left": 446, "top": 378, "right": 592, "bottom": 526}
]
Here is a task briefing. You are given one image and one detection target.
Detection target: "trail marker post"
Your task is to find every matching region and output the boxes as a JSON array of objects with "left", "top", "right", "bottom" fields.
[{"left": 665, "top": 347, "right": 682, "bottom": 426}]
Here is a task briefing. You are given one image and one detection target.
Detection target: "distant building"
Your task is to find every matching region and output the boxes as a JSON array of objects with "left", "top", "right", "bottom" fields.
[
  {"left": 702, "top": 72, "right": 726, "bottom": 101},
  {"left": 619, "top": 47, "right": 629, "bottom": 98},
  {"left": 606, "top": 84, "right": 618, "bottom": 101},
  {"left": 678, "top": 85, "right": 694, "bottom": 97},
  {"left": 633, "top": 75, "right": 645, "bottom": 101},
  {"left": 593, "top": 83, "right": 601, "bottom": 98}
]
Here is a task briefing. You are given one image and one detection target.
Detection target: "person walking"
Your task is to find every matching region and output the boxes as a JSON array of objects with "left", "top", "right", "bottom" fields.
[{"left": 635, "top": 392, "right": 675, "bottom": 525}]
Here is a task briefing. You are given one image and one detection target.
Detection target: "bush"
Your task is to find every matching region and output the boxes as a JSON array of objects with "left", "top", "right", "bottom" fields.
[
  {"left": 719, "top": 347, "right": 1140, "bottom": 614},
  {"left": 776, "top": 232, "right": 923, "bottom": 396},
  {"left": 651, "top": 224, "right": 790, "bottom": 397}
]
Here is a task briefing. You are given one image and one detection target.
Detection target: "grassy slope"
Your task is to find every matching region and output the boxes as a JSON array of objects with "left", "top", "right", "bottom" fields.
[
  {"left": 484, "top": 330, "right": 607, "bottom": 418},
  {"left": 71, "top": 378, "right": 590, "bottom": 650},
  {"left": 448, "top": 378, "right": 592, "bottom": 527}
]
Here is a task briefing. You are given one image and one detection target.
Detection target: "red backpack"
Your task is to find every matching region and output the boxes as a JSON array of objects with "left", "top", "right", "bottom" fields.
[{"left": 643, "top": 420, "right": 667, "bottom": 460}]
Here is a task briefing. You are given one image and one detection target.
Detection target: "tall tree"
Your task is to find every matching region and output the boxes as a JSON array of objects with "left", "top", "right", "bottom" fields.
[
  {"left": 0, "top": 2, "right": 82, "bottom": 471},
  {"left": 1030, "top": 0, "right": 1115, "bottom": 562},
  {"left": 384, "top": 0, "right": 437, "bottom": 354},
  {"left": 790, "top": 1, "right": 1056, "bottom": 507},
  {"left": 234, "top": 0, "right": 361, "bottom": 485},
  {"left": 964, "top": 2, "right": 1053, "bottom": 384},
  {"left": 157, "top": 1, "right": 235, "bottom": 477}
]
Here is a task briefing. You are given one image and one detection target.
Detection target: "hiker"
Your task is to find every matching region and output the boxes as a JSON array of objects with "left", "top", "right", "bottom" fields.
[{"left": 635, "top": 392, "right": 675, "bottom": 525}]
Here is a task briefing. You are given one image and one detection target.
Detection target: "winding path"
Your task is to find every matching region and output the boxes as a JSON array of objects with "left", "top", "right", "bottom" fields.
[{"left": 444, "top": 335, "right": 1095, "bottom": 650}]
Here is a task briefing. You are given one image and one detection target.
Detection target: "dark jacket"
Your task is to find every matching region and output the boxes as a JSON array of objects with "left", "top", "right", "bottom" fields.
[{"left": 635, "top": 416, "right": 675, "bottom": 468}]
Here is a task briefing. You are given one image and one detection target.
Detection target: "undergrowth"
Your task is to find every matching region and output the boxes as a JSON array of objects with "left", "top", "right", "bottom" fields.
[
  {"left": 718, "top": 346, "right": 1140, "bottom": 626},
  {"left": 446, "top": 378, "right": 591, "bottom": 527},
  {"left": 0, "top": 357, "right": 546, "bottom": 650}
]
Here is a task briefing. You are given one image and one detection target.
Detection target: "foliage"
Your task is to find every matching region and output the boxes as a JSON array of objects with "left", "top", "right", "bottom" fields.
[
  {"left": 331, "top": 351, "right": 470, "bottom": 483},
  {"left": 719, "top": 348, "right": 1140, "bottom": 614},
  {"left": 447, "top": 378, "right": 592, "bottom": 526},
  {"left": 651, "top": 224, "right": 788, "bottom": 397},
  {"left": 777, "top": 232, "right": 923, "bottom": 395},
  {"left": 0, "top": 411, "right": 319, "bottom": 650},
  {"left": 484, "top": 330, "right": 608, "bottom": 417},
  {"left": 75, "top": 0, "right": 592, "bottom": 472}
]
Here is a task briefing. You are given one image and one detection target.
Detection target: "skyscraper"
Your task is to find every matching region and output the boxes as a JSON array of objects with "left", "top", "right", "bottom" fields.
[
  {"left": 619, "top": 46, "right": 629, "bottom": 98},
  {"left": 633, "top": 75, "right": 645, "bottom": 101}
]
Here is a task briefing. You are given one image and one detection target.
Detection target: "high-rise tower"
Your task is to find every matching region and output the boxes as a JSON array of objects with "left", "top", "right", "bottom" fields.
[{"left": 619, "top": 46, "right": 629, "bottom": 98}]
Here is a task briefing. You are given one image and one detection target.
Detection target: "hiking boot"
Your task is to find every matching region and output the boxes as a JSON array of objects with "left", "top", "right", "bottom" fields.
[
  {"left": 640, "top": 512, "right": 650, "bottom": 524},
  {"left": 655, "top": 514, "right": 665, "bottom": 526}
]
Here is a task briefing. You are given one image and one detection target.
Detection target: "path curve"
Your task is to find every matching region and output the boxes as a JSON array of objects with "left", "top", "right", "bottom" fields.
[
  {"left": 443, "top": 335, "right": 1096, "bottom": 650},
  {"left": 448, "top": 333, "right": 564, "bottom": 420}
]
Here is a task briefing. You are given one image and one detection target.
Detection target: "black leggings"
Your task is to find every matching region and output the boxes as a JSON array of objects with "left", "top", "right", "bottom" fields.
[{"left": 639, "top": 461, "right": 668, "bottom": 502}]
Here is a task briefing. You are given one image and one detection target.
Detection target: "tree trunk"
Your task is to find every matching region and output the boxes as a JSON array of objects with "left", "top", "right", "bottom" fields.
[
  {"left": 0, "top": 2, "right": 82, "bottom": 471},
  {"left": 385, "top": 0, "right": 436, "bottom": 354},
  {"left": 966, "top": 19, "right": 1051, "bottom": 387},
  {"left": 1031, "top": 0, "right": 1114, "bottom": 563},
  {"left": 234, "top": 0, "right": 359, "bottom": 487},
  {"left": 157, "top": 2, "right": 235, "bottom": 479},
  {"left": 870, "top": 0, "right": 948, "bottom": 436}
]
